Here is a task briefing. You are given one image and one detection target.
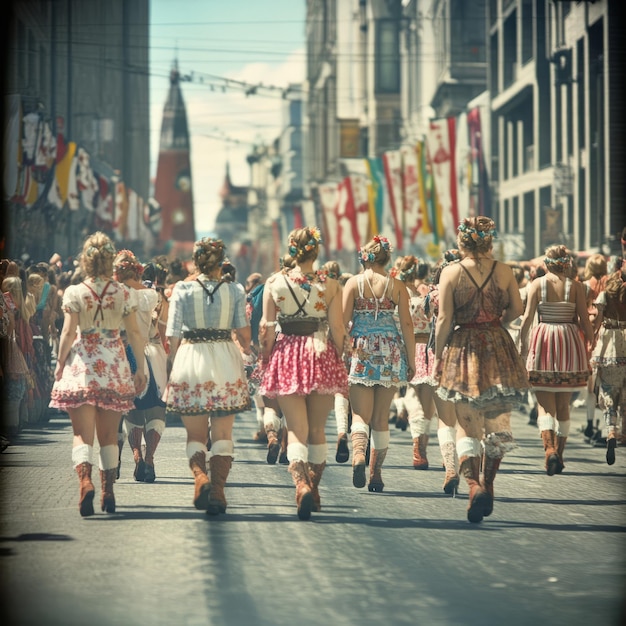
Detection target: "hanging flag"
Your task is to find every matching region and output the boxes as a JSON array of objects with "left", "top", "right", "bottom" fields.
[
  {"left": 416, "top": 140, "right": 434, "bottom": 237},
  {"left": 427, "top": 118, "right": 459, "bottom": 243},
  {"left": 342, "top": 158, "right": 372, "bottom": 248},
  {"left": 114, "top": 180, "right": 129, "bottom": 239},
  {"left": 336, "top": 177, "right": 357, "bottom": 252},
  {"left": 467, "top": 107, "right": 492, "bottom": 218},
  {"left": 319, "top": 182, "right": 340, "bottom": 253},
  {"left": 363, "top": 159, "right": 379, "bottom": 235},
  {"left": 400, "top": 145, "right": 423, "bottom": 244},
  {"left": 382, "top": 151, "right": 404, "bottom": 250},
  {"left": 367, "top": 156, "right": 397, "bottom": 245},
  {"left": 455, "top": 112, "right": 471, "bottom": 222}
]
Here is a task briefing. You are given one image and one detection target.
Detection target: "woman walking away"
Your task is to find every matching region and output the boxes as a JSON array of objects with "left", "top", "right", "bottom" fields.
[
  {"left": 435, "top": 217, "right": 528, "bottom": 523},
  {"left": 49, "top": 233, "right": 147, "bottom": 516},
  {"left": 163, "top": 238, "right": 252, "bottom": 515},
  {"left": 343, "top": 236, "right": 415, "bottom": 493},
  {"left": 590, "top": 266, "right": 626, "bottom": 464},
  {"left": 520, "top": 245, "right": 594, "bottom": 475},
  {"left": 259, "top": 227, "right": 347, "bottom": 520},
  {"left": 114, "top": 251, "right": 167, "bottom": 483}
]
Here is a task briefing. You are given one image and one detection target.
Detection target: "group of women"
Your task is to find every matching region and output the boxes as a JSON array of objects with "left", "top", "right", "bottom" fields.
[{"left": 45, "top": 217, "right": 625, "bottom": 523}]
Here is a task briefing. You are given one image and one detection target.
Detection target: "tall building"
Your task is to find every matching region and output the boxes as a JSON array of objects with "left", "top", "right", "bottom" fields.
[{"left": 154, "top": 60, "right": 196, "bottom": 252}]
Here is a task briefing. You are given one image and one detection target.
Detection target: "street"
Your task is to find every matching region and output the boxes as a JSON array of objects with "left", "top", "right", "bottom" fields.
[{"left": 1, "top": 406, "right": 624, "bottom": 626}]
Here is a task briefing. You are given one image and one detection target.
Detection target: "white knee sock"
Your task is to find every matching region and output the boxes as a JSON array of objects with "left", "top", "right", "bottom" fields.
[
  {"left": 308, "top": 443, "right": 327, "bottom": 464},
  {"left": 287, "top": 442, "right": 308, "bottom": 463},
  {"left": 186, "top": 441, "right": 208, "bottom": 460},
  {"left": 408, "top": 395, "right": 429, "bottom": 438},
  {"left": 98, "top": 445, "right": 119, "bottom": 471},
  {"left": 437, "top": 426, "right": 456, "bottom": 446},
  {"left": 146, "top": 419, "right": 165, "bottom": 436},
  {"left": 254, "top": 394, "right": 264, "bottom": 427},
  {"left": 537, "top": 414, "right": 556, "bottom": 432},
  {"left": 556, "top": 420, "right": 570, "bottom": 437},
  {"left": 334, "top": 394, "right": 349, "bottom": 435},
  {"left": 351, "top": 421, "right": 370, "bottom": 437},
  {"left": 456, "top": 436, "right": 481, "bottom": 459},
  {"left": 371, "top": 429, "right": 390, "bottom": 450},
  {"left": 211, "top": 439, "right": 234, "bottom": 458},
  {"left": 263, "top": 407, "right": 281, "bottom": 431},
  {"left": 72, "top": 443, "right": 93, "bottom": 468}
]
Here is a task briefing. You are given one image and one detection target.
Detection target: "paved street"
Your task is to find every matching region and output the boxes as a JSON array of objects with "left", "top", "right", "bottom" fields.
[{"left": 1, "top": 406, "right": 624, "bottom": 626}]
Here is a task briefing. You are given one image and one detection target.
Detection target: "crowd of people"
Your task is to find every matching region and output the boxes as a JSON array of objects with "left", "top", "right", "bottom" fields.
[{"left": 1, "top": 219, "right": 624, "bottom": 523}]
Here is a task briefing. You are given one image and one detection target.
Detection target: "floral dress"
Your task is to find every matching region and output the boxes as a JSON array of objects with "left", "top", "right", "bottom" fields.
[
  {"left": 438, "top": 262, "right": 528, "bottom": 409},
  {"left": 408, "top": 287, "right": 434, "bottom": 386},
  {"left": 260, "top": 269, "right": 348, "bottom": 397},
  {"left": 347, "top": 273, "right": 409, "bottom": 388},
  {"left": 49, "top": 279, "right": 137, "bottom": 412}
]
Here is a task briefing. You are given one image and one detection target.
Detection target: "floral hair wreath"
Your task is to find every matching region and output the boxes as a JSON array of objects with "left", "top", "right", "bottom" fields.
[
  {"left": 457, "top": 222, "right": 498, "bottom": 243},
  {"left": 86, "top": 241, "right": 116, "bottom": 257},
  {"left": 114, "top": 250, "right": 144, "bottom": 275},
  {"left": 544, "top": 255, "right": 572, "bottom": 270},
  {"left": 372, "top": 235, "right": 393, "bottom": 252},
  {"left": 195, "top": 238, "right": 225, "bottom": 267},
  {"left": 288, "top": 226, "right": 322, "bottom": 258}
]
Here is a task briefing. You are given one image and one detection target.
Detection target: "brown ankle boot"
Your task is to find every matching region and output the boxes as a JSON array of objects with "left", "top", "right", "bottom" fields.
[
  {"left": 76, "top": 462, "right": 95, "bottom": 517},
  {"left": 288, "top": 460, "right": 313, "bottom": 520},
  {"left": 189, "top": 451, "right": 211, "bottom": 511},
  {"left": 351, "top": 431, "right": 369, "bottom": 488},
  {"left": 279, "top": 428, "right": 289, "bottom": 464},
  {"left": 100, "top": 468, "right": 117, "bottom": 513},
  {"left": 555, "top": 436, "right": 567, "bottom": 473},
  {"left": 207, "top": 455, "right": 232, "bottom": 515},
  {"left": 440, "top": 440, "right": 459, "bottom": 495},
  {"left": 265, "top": 426, "right": 280, "bottom": 465},
  {"left": 144, "top": 429, "right": 162, "bottom": 483},
  {"left": 481, "top": 455, "right": 501, "bottom": 517},
  {"left": 541, "top": 429, "right": 559, "bottom": 476},
  {"left": 308, "top": 461, "right": 326, "bottom": 512},
  {"left": 460, "top": 456, "right": 489, "bottom": 523},
  {"left": 396, "top": 408, "right": 409, "bottom": 431},
  {"left": 368, "top": 447, "right": 388, "bottom": 492},
  {"left": 412, "top": 434, "right": 429, "bottom": 469},
  {"left": 128, "top": 427, "right": 145, "bottom": 482}
]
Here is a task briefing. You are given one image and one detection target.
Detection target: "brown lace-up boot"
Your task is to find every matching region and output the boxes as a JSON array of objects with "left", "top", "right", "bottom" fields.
[
  {"left": 412, "top": 434, "right": 429, "bottom": 469},
  {"left": 189, "top": 451, "right": 211, "bottom": 511},
  {"left": 368, "top": 448, "right": 388, "bottom": 492},
  {"left": 144, "top": 429, "right": 162, "bottom": 483},
  {"left": 265, "top": 425, "right": 280, "bottom": 465},
  {"left": 128, "top": 426, "right": 145, "bottom": 482},
  {"left": 308, "top": 461, "right": 326, "bottom": 512},
  {"left": 440, "top": 439, "right": 459, "bottom": 495},
  {"left": 481, "top": 455, "right": 501, "bottom": 517},
  {"left": 555, "top": 436, "right": 567, "bottom": 473},
  {"left": 76, "top": 462, "right": 95, "bottom": 517},
  {"left": 288, "top": 460, "right": 313, "bottom": 520},
  {"left": 100, "top": 468, "right": 117, "bottom": 513},
  {"left": 351, "top": 430, "right": 369, "bottom": 488},
  {"left": 207, "top": 455, "right": 232, "bottom": 515},
  {"left": 460, "top": 455, "right": 489, "bottom": 524},
  {"left": 541, "top": 429, "right": 559, "bottom": 476}
]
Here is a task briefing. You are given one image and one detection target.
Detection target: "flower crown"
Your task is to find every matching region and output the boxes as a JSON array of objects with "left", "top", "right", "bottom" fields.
[
  {"left": 358, "top": 235, "right": 393, "bottom": 266},
  {"left": 544, "top": 255, "right": 572, "bottom": 270},
  {"left": 114, "top": 250, "right": 144, "bottom": 276},
  {"left": 288, "top": 227, "right": 322, "bottom": 258},
  {"left": 458, "top": 222, "right": 498, "bottom": 243},
  {"left": 195, "top": 238, "right": 225, "bottom": 267}
]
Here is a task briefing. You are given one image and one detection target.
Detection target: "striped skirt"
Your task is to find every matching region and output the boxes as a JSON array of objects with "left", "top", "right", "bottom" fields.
[{"left": 526, "top": 321, "right": 590, "bottom": 392}]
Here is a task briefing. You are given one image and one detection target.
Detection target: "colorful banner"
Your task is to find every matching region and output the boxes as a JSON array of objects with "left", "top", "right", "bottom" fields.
[
  {"left": 382, "top": 150, "right": 405, "bottom": 249},
  {"left": 467, "top": 107, "right": 492, "bottom": 218},
  {"left": 319, "top": 181, "right": 340, "bottom": 252},
  {"left": 400, "top": 144, "right": 423, "bottom": 244}
]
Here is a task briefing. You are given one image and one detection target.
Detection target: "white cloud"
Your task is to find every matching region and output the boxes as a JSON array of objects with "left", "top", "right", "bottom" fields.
[{"left": 150, "top": 48, "right": 305, "bottom": 233}]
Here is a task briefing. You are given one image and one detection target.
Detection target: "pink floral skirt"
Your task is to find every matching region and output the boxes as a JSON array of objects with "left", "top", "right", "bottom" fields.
[
  {"left": 260, "top": 334, "right": 348, "bottom": 398},
  {"left": 411, "top": 342, "right": 437, "bottom": 386}
]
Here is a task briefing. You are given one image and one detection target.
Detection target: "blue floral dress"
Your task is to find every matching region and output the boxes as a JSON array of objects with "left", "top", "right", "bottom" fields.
[{"left": 347, "top": 273, "right": 409, "bottom": 388}]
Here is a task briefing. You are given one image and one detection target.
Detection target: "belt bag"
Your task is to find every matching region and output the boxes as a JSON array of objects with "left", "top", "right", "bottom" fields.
[{"left": 278, "top": 315, "right": 321, "bottom": 336}]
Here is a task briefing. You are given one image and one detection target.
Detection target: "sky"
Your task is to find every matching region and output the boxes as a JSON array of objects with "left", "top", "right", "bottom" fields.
[{"left": 150, "top": 0, "right": 306, "bottom": 234}]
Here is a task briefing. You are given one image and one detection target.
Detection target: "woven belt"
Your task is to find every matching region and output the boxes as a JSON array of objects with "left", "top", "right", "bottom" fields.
[
  {"left": 456, "top": 320, "right": 500, "bottom": 329},
  {"left": 414, "top": 332, "right": 430, "bottom": 344},
  {"left": 182, "top": 328, "right": 232, "bottom": 343}
]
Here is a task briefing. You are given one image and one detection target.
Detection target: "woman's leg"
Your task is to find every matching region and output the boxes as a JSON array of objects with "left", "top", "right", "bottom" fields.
[
  {"left": 144, "top": 406, "right": 166, "bottom": 482},
  {"left": 182, "top": 414, "right": 211, "bottom": 511},
  {"left": 305, "top": 393, "right": 334, "bottom": 511},
  {"left": 207, "top": 414, "right": 236, "bottom": 515},
  {"left": 535, "top": 390, "right": 560, "bottom": 475},
  {"left": 349, "top": 384, "right": 375, "bottom": 488},
  {"left": 408, "top": 384, "right": 435, "bottom": 469},
  {"left": 367, "top": 386, "right": 397, "bottom": 492},
  {"left": 95, "top": 408, "right": 123, "bottom": 513},
  {"left": 125, "top": 408, "right": 147, "bottom": 482},
  {"left": 68, "top": 404, "right": 97, "bottom": 517},
  {"left": 435, "top": 393, "right": 459, "bottom": 493},
  {"left": 554, "top": 392, "right": 572, "bottom": 473},
  {"left": 333, "top": 393, "right": 350, "bottom": 463}
]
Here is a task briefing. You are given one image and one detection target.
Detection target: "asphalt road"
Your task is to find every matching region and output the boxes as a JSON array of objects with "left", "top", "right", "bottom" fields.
[{"left": 1, "top": 406, "right": 624, "bottom": 626}]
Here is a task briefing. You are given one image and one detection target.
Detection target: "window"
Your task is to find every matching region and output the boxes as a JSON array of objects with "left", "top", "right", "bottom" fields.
[{"left": 376, "top": 20, "right": 400, "bottom": 94}]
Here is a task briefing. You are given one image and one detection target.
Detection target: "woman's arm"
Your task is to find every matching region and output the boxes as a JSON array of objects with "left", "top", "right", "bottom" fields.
[
  {"left": 342, "top": 276, "right": 356, "bottom": 329},
  {"left": 326, "top": 279, "right": 345, "bottom": 355},
  {"left": 124, "top": 310, "right": 148, "bottom": 394},
  {"left": 259, "top": 276, "right": 278, "bottom": 361},
  {"left": 54, "top": 309, "right": 78, "bottom": 380},
  {"left": 396, "top": 279, "right": 416, "bottom": 379},
  {"left": 573, "top": 280, "right": 595, "bottom": 345},
  {"left": 234, "top": 325, "right": 252, "bottom": 355},
  {"left": 434, "top": 265, "right": 456, "bottom": 362},
  {"left": 519, "top": 281, "right": 539, "bottom": 354},
  {"left": 501, "top": 265, "right": 524, "bottom": 326}
]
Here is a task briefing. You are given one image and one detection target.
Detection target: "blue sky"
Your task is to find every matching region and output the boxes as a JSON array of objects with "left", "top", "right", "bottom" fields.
[{"left": 150, "top": 0, "right": 306, "bottom": 232}]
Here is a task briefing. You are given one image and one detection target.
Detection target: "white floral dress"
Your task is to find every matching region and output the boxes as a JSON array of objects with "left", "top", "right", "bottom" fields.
[{"left": 49, "top": 278, "right": 137, "bottom": 412}]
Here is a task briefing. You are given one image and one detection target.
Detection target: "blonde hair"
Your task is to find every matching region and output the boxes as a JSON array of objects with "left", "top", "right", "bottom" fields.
[
  {"left": 322, "top": 260, "right": 341, "bottom": 279},
  {"left": 80, "top": 232, "right": 116, "bottom": 279},
  {"left": 2, "top": 276, "right": 27, "bottom": 320},
  {"left": 583, "top": 253, "right": 607, "bottom": 281},
  {"left": 397, "top": 255, "right": 420, "bottom": 283},
  {"left": 287, "top": 226, "right": 322, "bottom": 263},
  {"left": 27, "top": 273, "right": 44, "bottom": 304},
  {"left": 544, "top": 244, "right": 572, "bottom": 273},
  {"left": 457, "top": 216, "right": 497, "bottom": 255},
  {"left": 193, "top": 238, "right": 226, "bottom": 275},
  {"left": 359, "top": 235, "right": 393, "bottom": 267}
]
